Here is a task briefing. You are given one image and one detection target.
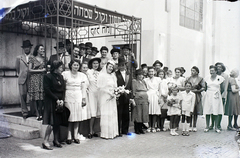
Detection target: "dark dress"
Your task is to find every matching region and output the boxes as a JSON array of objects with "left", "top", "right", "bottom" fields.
[
  {"left": 42, "top": 73, "right": 69, "bottom": 126},
  {"left": 224, "top": 77, "right": 240, "bottom": 116},
  {"left": 131, "top": 79, "right": 149, "bottom": 123}
]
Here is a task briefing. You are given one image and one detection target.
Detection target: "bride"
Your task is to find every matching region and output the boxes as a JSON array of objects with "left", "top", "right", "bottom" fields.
[{"left": 97, "top": 60, "right": 119, "bottom": 139}]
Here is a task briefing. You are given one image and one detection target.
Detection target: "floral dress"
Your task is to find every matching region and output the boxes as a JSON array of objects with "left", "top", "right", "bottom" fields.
[{"left": 28, "top": 56, "right": 46, "bottom": 101}]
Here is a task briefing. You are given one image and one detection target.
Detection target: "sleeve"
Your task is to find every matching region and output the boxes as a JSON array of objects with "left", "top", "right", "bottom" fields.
[
  {"left": 229, "top": 77, "right": 237, "bottom": 86},
  {"left": 15, "top": 57, "right": 20, "bottom": 74},
  {"left": 81, "top": 73, "right": 89, "bottom": 98},
  {"left": 132, "top": 80, "right": 137, "bottom": 98},
  {"left": 200, "top": 77, "right": 206, "bottom": 89},
  {"left": 43, "top": 74, "right": 59, "bottom": 101},
  {"left": 191, "top": 93, "right": 196, "bottom": 112}
]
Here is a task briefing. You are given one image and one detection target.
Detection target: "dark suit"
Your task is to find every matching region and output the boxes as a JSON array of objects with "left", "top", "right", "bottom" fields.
[
  {"left": 15, "top": 54, "right": 30, "bottom": 116},
  {"left": 47, "top": 54, "right": 71, "bottom": 70},
  {"left": 115, "top": 70, "right": 132, "bottom": 134}
]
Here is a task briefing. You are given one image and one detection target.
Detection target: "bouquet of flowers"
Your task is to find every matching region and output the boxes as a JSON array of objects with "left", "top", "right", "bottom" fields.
[{"left": 114, "top": 85, "right": 130, "bottom": 98}]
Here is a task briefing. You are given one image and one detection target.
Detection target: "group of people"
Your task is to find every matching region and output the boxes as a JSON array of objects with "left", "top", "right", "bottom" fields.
[{"left": 16, "top": 39, "right": 240, "bottom": 151}]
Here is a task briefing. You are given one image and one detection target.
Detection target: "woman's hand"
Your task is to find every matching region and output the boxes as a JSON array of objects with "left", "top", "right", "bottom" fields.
[{"left": 82, "top": 98, "right": 86, "bottom": 107}]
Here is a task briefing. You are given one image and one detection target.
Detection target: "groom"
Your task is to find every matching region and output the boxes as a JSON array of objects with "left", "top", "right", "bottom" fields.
[{"left": 115, "top": 57, "right": 132, "bottom": 136}]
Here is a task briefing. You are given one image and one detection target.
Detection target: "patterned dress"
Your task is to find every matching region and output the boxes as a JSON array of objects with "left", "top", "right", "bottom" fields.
[{"left": 28, "top": 56, "right": 46, "bottom": 101}]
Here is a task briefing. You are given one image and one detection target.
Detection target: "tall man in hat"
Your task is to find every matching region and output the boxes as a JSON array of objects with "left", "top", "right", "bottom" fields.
[
  {"left": 79, "top": 43, "right": 90, "bottom": 63},
  {"left": 152, "top": 60, "right": 163, "bottom": 76},
  {"left": 47, "top": 42, "right": 70, "bottom": 70},
  {"left": 15, "top": 40, "right": 33, "bottom": 119},
  {"left": 115, "top": 57, "right": 133, "bottom": 136},
  {"left": 121, "top": 44, "right": 138, "bottom": 77}
]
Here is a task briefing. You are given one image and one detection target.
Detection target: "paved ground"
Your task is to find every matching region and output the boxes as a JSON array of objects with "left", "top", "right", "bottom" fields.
[{"left": 0, "top": 115, "right": 239, "bottom": 158}]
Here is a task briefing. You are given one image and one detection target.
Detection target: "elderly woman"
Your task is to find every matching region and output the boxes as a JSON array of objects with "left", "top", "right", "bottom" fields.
[
  {"left": 185, "top": 66, "right": 205, "bottom": 132},
  {"left": 132, "top": 69, "right": 149, "bottom": 134},
  {"left": 224, "top": 69, "right": 240, "bottom": 130},
  {"left": 203, "top": 65, "right": 225, "bottom": 133},
  {"left": 62, "top": 60, "right": 89, "bottom": 144},
  {"left": 97, "top": 60, "right": 118, "bottom": 139},
  {"left": 28, "top": 44, "right": 47, "bottom": 120},
  {"left": 42, "top": 60, "right": 68, "bottom": 150},
  {"left": 86, "top": 58, "right": 101, "bottom": 138}
]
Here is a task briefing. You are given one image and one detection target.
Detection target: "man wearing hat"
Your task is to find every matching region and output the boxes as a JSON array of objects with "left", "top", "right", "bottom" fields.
[
  {"left": 111, "top": 48, "right": 120, "bottom": 71},
  {"left": 121, "top": 44, "right": 138, "bottom": 77},
  {"left": 115, "top": 57, "right": 133, "bottom": 136},
  {"left": 153, "top": 60, "right": 163, "bottom": 76},
  {"left": 47, "top": 42, "right": 70, "bottom": 70},
  {"left": 15, "top": 40, "right": 33, "bottom": 119},
  {"left": 79, "top": 43, "right": 90, "bottom": 63},
  {"left": 88, "top": 47, "right": 99, "bottom": 59},
  {"left": 85, "top": 42, "right": 93, "bottom": 58},
  {"left": 65, "top": 39, "right": 73, "bottom": 55}
]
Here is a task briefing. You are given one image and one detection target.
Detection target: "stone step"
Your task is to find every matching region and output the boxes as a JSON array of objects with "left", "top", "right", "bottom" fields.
[
  {"left": 0, "top": 121, "right": 40, "bottom": 139},
  {"left": 0, "top": 114, "right": 42, "bottom": 129}
]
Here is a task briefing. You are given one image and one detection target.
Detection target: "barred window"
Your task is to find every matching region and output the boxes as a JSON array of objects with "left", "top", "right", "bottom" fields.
[{"left": 180, "top": 0, "right": 203, "bottom": 31}]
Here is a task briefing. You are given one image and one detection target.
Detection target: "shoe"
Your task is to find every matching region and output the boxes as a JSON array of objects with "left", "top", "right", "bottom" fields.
[
  {"left": 204, "top": 128, "right": 209, "bottom": 132},
  {"left": 36, "top": 117, "right": 41, "bottom": 121},
  {"left": 217, "top": 126, "right": 222, "bottom": 131},
  {"left": 173, "top": 131, "right": 179, "bottom": 136},
  {"left": 189, "top": 127, "right": 192, "bottom": 132},
  {"left": 182, "top": 131, "right": 186, "bottom": 136},
  {"left": 126, "top": 132, "right": 132, "bottom": 136},
  {"left": 42, "top": 143, "right": 53, "bottom": 150},
  {"left": 193, "top": 128, "right": 197, "bottom": 132},
  {"left": 88, "top": 134, "right": 93, "bottom": 139},
  {"left": 209, "top": 126, "right": 213, "bottom": 130},
  {"left": 93, "top": 133, "right": 99, "bottom": 137},
  {"left": 139, "top": 129, "right": 145, "bottom": 134},
  {"left": 23, "top": 115, "right": 28, "bottom": 119},
  {"left": 234, "top": 124, "right": 239, "bottom": 129},
  {"left": 215, "top": 129, "right": 221, "bottom": 133},
  {"left": 79, "top": 134, "right": 86, "bottom": 141},
  {"left": 161, "top": 128, "right": 167, "bottom": 132},
  {"left": 227, "top": 126, "right": 236, "bottom": 131},
  {"left": 74, "top": 139, "right": 80, "bottom": 144},
  {"left": 142, "top": 124, "right": 148, "bottom": 129},
  {"left": 66, "top": 139, "right": 72, "bottom": 144},
  {"left": 156, "top": 128, "right": 161, "bottom": 132},
  {"left": 118, "top": 134, "right": 122, "bottom": 137},
  {"left": 146, "top": 128, "right": 151, "bottom": 133},
  {"left": 170, "top": 129, "right": 175, "bottom": 136},
  {"left": 152, "top": 128, "right": 156, "bottom": 133},
  {"left": 185, "top": 132, "right": 189, "bottom": 136},
  {"left": 53, "top": 141, "right": 62, "bottom": 148}
]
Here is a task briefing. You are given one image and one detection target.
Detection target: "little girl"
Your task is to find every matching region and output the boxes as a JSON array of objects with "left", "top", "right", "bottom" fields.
[
  {"left": 167, "top": 86, "right": 182, "bottom": 136},
  {"left": 180, "top": 82, "right": 196, "bottom": 136}
]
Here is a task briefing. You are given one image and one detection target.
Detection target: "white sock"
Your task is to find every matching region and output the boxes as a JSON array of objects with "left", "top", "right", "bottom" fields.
[
  {"left": 182, "top": 122, "right": 186, "bottom": 132},
  {"left": 186, "top": 123, "right": 190, "bottom": 132}
]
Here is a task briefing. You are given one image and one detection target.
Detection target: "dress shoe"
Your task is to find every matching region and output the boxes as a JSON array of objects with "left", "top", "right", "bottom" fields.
[
  {"left": 88, "top": 134, "right": 93, "bottom": 139},
  {"left": 66, "top": 139, "right": 72, "bottom": 144},
  {"left": 74, "top": 139, "right": 80, "bottom": 144},
  {"left": 118, "top": 134, "right": 122, "bottom": 137},
  {"left": 53, "top": 141, "right": 62, "bottom": 148},
  {"left": 139, "top": 129, "right": 145, "bottom": 134},
  {"left": 23, "top": 115, "right": 28, "bottom": 119},
  {"left": 42, "top": 143, "right": 53, "bottom": 150},
  {"left": 93, "top": 133, "right": 99, "bottom": 137}
]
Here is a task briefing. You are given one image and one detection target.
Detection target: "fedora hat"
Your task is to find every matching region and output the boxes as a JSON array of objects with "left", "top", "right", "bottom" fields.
[
  {"left": 153, "top": 60, "right": 163, "bottom": 67},
  {"left": 92, "top": 47, "right": 99, "bottom": 53},
  {"left": 54, "top": 42, "right": 65, "bottom": 49},
  {"left": 122, "top": 44, "right": 131, "bottom": 50},
  {"left": 21, "top": 40, "right": 33, "bottom": 48},
  {"left": 88, "top": 57, "right": 101, "bottom": 69},
  {"left": 85, "top": 42, "right": 92, "bottom": 49},
  {"left": 110, "top": 48, "right": 120, "bottom": 54},
  {"left": 79, "top": 43, "right": 86, "bottom": 49}
]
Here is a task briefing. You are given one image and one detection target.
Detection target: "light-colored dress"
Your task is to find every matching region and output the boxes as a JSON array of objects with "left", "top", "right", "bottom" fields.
[
  {"left": 97, "top": 71, "right": 118, "bottom": 139},
  {"left": 167, "top": 93, "right": 182, "bottom": 116},
  {"left": 86, "top": 69, "right": 100, "bottom": 117},
  {"left": 144, "top": 77, "right": 161, "bottom": 115},
  {"left": 202, "top": 75, "right": 224, "bottom": 115},
  {"left": 172, "top": 76, "right": 185, "bottom": 88},
  {"left": 62, "top": 71, "right": 89, "bottom": 122}
]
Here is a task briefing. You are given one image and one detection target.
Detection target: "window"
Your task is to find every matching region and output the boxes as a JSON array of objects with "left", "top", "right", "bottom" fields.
[{"left": 180, "top": 0, "right": 203, "bottom": 31}]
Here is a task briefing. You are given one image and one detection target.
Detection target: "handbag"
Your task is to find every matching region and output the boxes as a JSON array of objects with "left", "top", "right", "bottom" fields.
[{"left": 55, "top": 103, "right": 64, "bottom": 113}]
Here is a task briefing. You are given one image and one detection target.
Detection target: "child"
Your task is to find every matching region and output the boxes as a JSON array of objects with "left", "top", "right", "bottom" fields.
[
  {"left": 180, "top": 82, "right": 196, "bottom": 136},
  {"left": 167, "top": 86, "right": 182, "bottom": 136},
  {"left": 157, "top": 69, "right": 169, "bottom": 131}
]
